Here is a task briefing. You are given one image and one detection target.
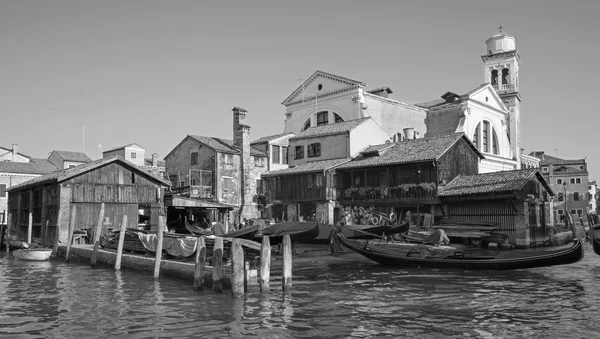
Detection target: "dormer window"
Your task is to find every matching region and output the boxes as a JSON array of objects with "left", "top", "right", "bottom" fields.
[{"left": 130, "top": 152, "right": 137, "bottom": 159}]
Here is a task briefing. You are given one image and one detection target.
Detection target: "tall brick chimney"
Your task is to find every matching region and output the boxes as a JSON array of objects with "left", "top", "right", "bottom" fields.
[
  {"left": 152, "top": 153, "right": 158, "bottom": 166},
  {"left": 12, "top": 144, "right": 18, "bottom": 162},
  {"left": 232, "top": 107, "right": 255, "bottom": 219}
]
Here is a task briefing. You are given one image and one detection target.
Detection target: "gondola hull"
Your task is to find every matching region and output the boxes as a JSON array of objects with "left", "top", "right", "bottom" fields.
[
  {"left": 12, "top": 248, "right": 53, "bottom": 261},
  {"left": 220, "top": 225, "right": 260, "bottom": 240},
  {"left": 336, "top": 232, "right": 584, "bottom": 270},
  {"left": 255, "top": 222, "right": 319, "bottom": 246},
  {"left": 590, "top": 225, "right": 600, "bottom": 256}
]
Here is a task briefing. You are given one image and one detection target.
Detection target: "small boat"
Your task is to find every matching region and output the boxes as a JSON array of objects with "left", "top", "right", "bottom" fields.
[
  {"left": 12, "top": 248, "right": 53, "bottom": 261},
  {"left": 346, "top": 221, "right": 410, "bottom": 240},
  {"left": 221, "top": 225, "right": 260, "bottom": 240},
  {"left": 335, "top": 228, "right": 584, "bottom": 270},
  {"left": 590, "top": 225, "right": 600, "bottom": 256},
  {"left": 184, "top": 217, "right": 213, "bottom": 236},
  {"left": 255, "top": 222, "right": 320, "bottom": 246}
]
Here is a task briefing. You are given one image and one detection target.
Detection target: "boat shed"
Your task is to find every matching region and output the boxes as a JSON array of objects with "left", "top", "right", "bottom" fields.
[
  {"left": 438, "top": 168, "right": 555, "bottom": 248},
  {"left": 6, "top": 155, "right": 170, "bottom": 246}
]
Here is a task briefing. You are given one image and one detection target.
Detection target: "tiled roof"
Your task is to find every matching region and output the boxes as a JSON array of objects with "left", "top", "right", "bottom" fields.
[
  {"left": 103, "top": 143, "right": 145, "bottom": 153},
  {"left": 359, "top": 143, "right": 395, "bottom": 155},
  {"left": 535, "top": 153, "right": 586, "bottom": 166},
  {"left": 250, "top": 133, "right": 294, "bottom": 145},
  {"left": 144, "top": 158, "right": 166, "bottom": 167},
  {"left": 9, "top": 155, "right": 170, "bottom": 191},
  {"left": 438, "top": 168, "right": 554, "bottom": 197},
  {"left": 414, "top": 84, "right": 489, "bottom": 109},
  {"left": 0, "top": 159, "right": 58, "bottom": 175},
  {"left": 0, "top": 146, "right": 31, "bottom": 159},
  {"left": 51, "top": 150, "right": 92, "bottom": 163},
  {"left": 552, "top": 166, "right": 588, "bottom": 175},
  {"left": 336, "top": 133, "right": 483, "bottom": 170},
  {"left": 188, "top": 135, "right": 267, "bottom": 157},
  {"left": 289, "top": 118, "right": 370, "bottom": 141},
  {"left": 261, "top": 158, "right": 351, "bottom": 177}
]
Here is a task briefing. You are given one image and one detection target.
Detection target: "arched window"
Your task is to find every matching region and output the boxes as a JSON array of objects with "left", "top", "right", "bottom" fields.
[
  {"left": 502, "top": 68, "right": 509, "bottom": 85},
  {"left": 558, "top": 192, "right": 563, "bottom": 202},
  {"left": 303, "top": 119, "right": 311, "bottom": 131},
  {"left": 316, "top": 111, "right": 328, "bottom": 126},
  {"left": 491, "top": 70, "right": 498, "bottom": 86},
  {"left": 473, "top": 122, "right": 480, "bottom": 148},
  {"left": 334, "top": 113, "right": 344, "bottom": 123},
  {"left": 574, "top": 192, "right": 579, "bottom": 201},
  {"left": 492, "top": 128, "right": 499, "bottom": 155},
  {"left": 482, "top": 121, "right": 489, "bottom": 152}
]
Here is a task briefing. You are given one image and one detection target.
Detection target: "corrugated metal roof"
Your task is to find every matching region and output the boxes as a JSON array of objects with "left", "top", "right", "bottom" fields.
[
  {"left": 0, "top": 159, "right": 58, "bottom": 175},
  {"left": 8, "top": 155, "right": 170, "bottom": 191},
  {"left": 289, "top": 118, "right": 370, "bottom": 141},
  {"left": 261, "top": 158, "right": 351, "bottom": 177},
  {"left": 438, "top": 168, "right": 554, "bottom": 197},
  {"left": 336, "top": 133, "right": 483, "bottom": 170}
]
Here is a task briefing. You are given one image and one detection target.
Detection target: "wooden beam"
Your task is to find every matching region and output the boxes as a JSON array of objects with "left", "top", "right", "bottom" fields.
[
  {"left": 153, "top": 215, "right": 165, "bottom": 279},
  {"left": 282, "top": 234, "right": 292, "bottom": 293},
  {"left": 259, "top": 236, "right": 271, "bottom": 293},
  {"left": 65, "top": 206, "right": 76, "bottom": 263},
  {"left": 231, "top": 239, "right": 244, "bottom": 296},
  {"left": 114, "top": 215, "right": 128, "bottom": 270},
  {"left": 193, "top": 236, "right": 206, "bottom": 290}
]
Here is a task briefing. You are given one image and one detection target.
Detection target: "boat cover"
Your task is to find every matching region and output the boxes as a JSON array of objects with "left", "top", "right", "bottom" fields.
[{"left": 138, "top": 233, "right": 197, "bottom": 257}]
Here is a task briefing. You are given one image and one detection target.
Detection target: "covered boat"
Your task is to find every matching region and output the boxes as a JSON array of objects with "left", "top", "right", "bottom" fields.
[
  {"left": 184, "top": 217, "right": 213, "bottom": 236},
  {"left": 13, "top": 248, "right": 53, "bottom": 261},
  {"left": 335, "top": 225, "right": 584, "bottom": 270},
  {"left": 255, "top": 222, "right": 319, "bottom": 245}
]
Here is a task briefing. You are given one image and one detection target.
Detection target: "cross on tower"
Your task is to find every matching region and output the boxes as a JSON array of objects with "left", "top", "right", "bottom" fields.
[{"left": 498, "top": 25, "right": 503, "bottom": 34}]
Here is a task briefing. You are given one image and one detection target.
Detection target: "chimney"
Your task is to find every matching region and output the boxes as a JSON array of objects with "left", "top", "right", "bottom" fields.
[
  {"left": 152, "top": 153, "right": 158, "bottom": 167},
  {"left": 232, "top": 107, "right": 253, "bottom": 218},
  {"left": 12, "top": 144, "right": 18, "bottom": 162},
  {"left": 403, "top": 128, "right": 415, "bottom": 140}
]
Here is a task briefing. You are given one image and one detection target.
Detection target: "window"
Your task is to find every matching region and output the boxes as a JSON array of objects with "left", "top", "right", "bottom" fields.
[
  {"left": 557, "top": 210, "right": 564, "bottom": 215},
  {"left": 315, "top": 173, "right": 324, "bottom": 187},
  {"left": 576, "top": 178, "right": 581, "bottom": 184},
  {"left": 68, "top": 165, "right": 76, "bottom": 169},
  {"left": 282, "top": 147, "right": 289, "bottom": 165},
  {"left": 579, "top": 165, "right": 584, "bottom": 170},
  {"left": 272, "top": 145, "right": 280, "bottom": 164},
  {"left": 307, "top": 174, "right": 313, "bottom": 188},
  {"left": 254, "top": 156, "right": 265, "bottom": 167},
  {"left": 577, "top": 209, "right": 583, "bottom": 215},
  {"left": 130, "top": 152, "right": 137, "bottom": 159},
  {"left": 191, "top": 178, "right": 196, "bottom": 185},
  {"left": 316, "top": 111, "right": 328, "bottom": 126},
  {"left": 473, "top": 122, "right": 480, "bottom": 148},
  {"left": 482, "top": 121, "right": 489, "bottom": 153},
  {"left": 570, "top": 178, "right": 575, "bottom": 184},
  {"left": 222, "top": 153, "right": 233, "bottom": 165},
  {"left": 303, "top": 119, "right": 311, "bottom": 131},
  {"left": 542, "top": 167, "right": 548, "bottom": 173},
  {"left": 334, "top": 113, "right": 344, "bottom": 123},
  {"left": 574, "top": 192, "right": 579, "bottom": 201},
  {"left": 307, "top": 143, "right": 321, "bottom": 158},
  {"left": 558, "top": 192, "right": 563, "bottom": 201},
  {"left": 557, "top": 178, "right": 562, "bottom": 184},
  {"left": 492, "top": 129, "right": 499, "bottom": 155},
  {"left": 222, "top": 177, "right": 234, "bottom": 195},
  {"left": 256, "top": 179, "right": 263, "bottom": 194},
  {"left": 295, "top": 145, "right": 304, "bottom": 159},
  {"left": 191, "top": 152, "right": 198, "bottom": 165},
  {"left": 0, "top": 184, "right": 6, "bottom": 198},
  {"left": 570, "top": 209, "right": 577, "bottom": 215}
]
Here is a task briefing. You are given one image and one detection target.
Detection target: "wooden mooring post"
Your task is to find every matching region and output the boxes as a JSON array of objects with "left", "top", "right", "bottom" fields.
[
  {"left": 154, "top": 215, "right": 165, "bottom": 279},
  {"left": 0, "top": 223, "right": 5, "bottom": 251},
  {"left": 42, "top": 220, "right": 49, "bottom": 247},
  {"left": 259, "top": 236, "right": 271, "bottom": 293},
  {"left": 5, "top": 213, "right": 10, "bottom": 254},
  {"left": 114, "top": 215, "right": 128, "bottom": 270},
  {"left": 27, "top": 211, "right": 33, "bottom": 244},
  {"left": 51, "top": 221, "right": 60, "bottom": 258},
  {"left": 212, "top": 237, "right": 224, "bottom": 293},
  {"left": 65, "top": 206, "right": 76, "bottom": 263},
  {"left": 193, "top": 236, "right": 206, "bottom": 290},
  {"left": 90, "top": 203, "right": 105, "bottom": 268},
  {"left": 231, "top": 239, "right": 244, "bottom": 296},
  {"left": 282, "top": 234, "right": 292, "bottom": 293}
]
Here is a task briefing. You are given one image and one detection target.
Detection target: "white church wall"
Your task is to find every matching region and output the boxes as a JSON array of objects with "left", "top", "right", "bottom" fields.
[{"left": 348, "top": 119, "right": 390, "bottom": 157}]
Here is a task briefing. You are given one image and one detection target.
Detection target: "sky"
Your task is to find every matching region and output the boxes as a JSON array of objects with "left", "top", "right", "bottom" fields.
[{"left": 1, "top": 1, "right": 599, "bottom": 178}]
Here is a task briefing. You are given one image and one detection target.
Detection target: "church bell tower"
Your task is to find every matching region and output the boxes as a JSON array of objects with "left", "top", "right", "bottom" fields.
[{"left": 481, "top": 26, "right": 522, "bottom": 168}]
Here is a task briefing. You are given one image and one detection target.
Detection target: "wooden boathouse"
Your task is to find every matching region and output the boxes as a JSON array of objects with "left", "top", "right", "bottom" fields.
[
  {"left": 438, "top": 168, "right": 555, "bottom": 248},
  {"left": 6, "top": 155, "right": 170, "bottom": 246}
]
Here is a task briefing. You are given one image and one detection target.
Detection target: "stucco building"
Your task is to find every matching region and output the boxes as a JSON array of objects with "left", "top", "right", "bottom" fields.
[
  {"left": 48, "top": 150, "right": 92, "bottom": 169},
  {"left": 102, "top": 144, "right": 167, "bottom": 180}
]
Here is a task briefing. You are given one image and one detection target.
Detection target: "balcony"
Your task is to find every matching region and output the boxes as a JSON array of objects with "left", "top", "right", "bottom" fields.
[
  {"left": 338, "top": 183, "right": 438, "bottom": 205},
  {"left": 171, "top": 185, "right": 213, "bottom": 199},
  {"left": 493, "top": 84, "right": 515, "bottom": 92}
]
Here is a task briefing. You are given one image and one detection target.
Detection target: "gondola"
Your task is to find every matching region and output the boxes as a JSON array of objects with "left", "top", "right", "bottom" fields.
[
  {"left": 590, "top": 224, "right": 600, "bottom": 256},
  {"left": 184, "top": 217, "right": 213, "bottom": 236},
  {"left": 335, "top": 227, "right": 584, "bottom": 271},
  {"left": 255, "top": 221, "right": 320, "bottom": 246},
  {"left": 346, "top": 221, "right": 410, "bottom": 240},
  {"left": 220, "top": 225, "right": 260, "bottom": 240}
]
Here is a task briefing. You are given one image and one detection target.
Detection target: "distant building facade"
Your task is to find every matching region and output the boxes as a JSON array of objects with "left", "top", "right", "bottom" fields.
[
  {"left": 588, "top": 180, "right": 597, "bottom": 215},
  {"left": 531, "top": 151, "right": 589, "bottom": 224},
  {"left": 48, "top": 150, "right": 92, "bottom": 169},
  {"left": 102, "top": 144, "right": 167, "bottom": 180}
]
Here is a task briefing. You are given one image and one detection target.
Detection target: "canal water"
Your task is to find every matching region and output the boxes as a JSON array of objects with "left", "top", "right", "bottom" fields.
[{"left": 1, "top": 244, "right": 599, "bottom": 339}]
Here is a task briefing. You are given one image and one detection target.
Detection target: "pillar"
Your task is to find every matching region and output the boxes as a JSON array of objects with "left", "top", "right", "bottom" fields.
[{"left": 514, "top": 201, "right": 531, "bottom": 248}]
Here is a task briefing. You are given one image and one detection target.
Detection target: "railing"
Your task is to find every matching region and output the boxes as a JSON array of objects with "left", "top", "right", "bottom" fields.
[
  {"left": 171, "top": 185, "right": 213, "bottom": 199},
  {"left": 493, "top": 84, "right": 515, "bottom": 92},
  {"left": 269, "top": 187, "right": 326, "bottom": 202},
  {"left": 338, "top": 185, "right": 438, "bottom": 204}
]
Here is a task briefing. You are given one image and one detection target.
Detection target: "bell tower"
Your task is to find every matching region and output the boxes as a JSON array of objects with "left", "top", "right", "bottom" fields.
[{"left": 481, "top": 26, "right": 522, "bottom": 168}]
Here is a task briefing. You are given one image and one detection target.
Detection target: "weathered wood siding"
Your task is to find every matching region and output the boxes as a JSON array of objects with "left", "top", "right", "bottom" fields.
[
  {"left": 71, "top": 202, "right": 138, "bottom": 233},
  {"left": 446, "top": 201, "right": 517, "bottom": 243},
  {"left": 267, "top": 173, "right": 326, "bottom": 202},
  {"left": 436, "top": 138, "right": 479, "bottom": 185}
]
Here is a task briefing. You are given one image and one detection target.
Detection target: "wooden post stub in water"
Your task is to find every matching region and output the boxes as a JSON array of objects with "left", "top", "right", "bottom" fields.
[
  {"left": 27, "top": 211, "right": 33, "bottom": 244},
  {"left": 0, "top": 223, "right": 4, "bottom": 252},
  {"left": 42, "top": 220, "right": 49, "bottom": 247},
  {"left": 51, "top": 218, "right": 60, "bottom": 258},
  {"left": 231, "top": 238, "right": 244, "bottom": 296},
  {"left": 65, "top": 206, "right": 76, "bottom": 263},
  {"left": 259, "top": 235, "right": 271, "bottom": 293},
  {"left": 115, "top": 215, "right": 128, "bottom": 270},
  {"left": 212, "top": 236, "right": 224, "bottom": 293},
  {"left": 282, "top": 234, "right": 292, "bottom": 292},
  {"left": 5, "top": 212, "right": 11, "bottom": 254},
  {"left": 153, "top": 215, "right": 165, "bottom": 279},
  {"left": 90, "top": 202, "right": 105, "bottom": 268},
  {"left": 193, "top": 236, "right": 206, "bottom": 290}
]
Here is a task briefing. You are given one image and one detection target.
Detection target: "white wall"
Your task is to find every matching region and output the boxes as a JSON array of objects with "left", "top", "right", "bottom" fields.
[{"left": 348, "top": 119, "right": 390, "bottom": 156}]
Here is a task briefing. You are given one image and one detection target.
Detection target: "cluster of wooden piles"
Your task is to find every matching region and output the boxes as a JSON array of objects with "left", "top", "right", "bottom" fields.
[{"left": 102, "top": 229, "right": 148, "bottom": 253}]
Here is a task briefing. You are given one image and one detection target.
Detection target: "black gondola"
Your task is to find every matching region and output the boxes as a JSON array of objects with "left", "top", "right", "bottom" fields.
[
  {"left": 255, "top": 222, "right": 320, "bottom": 246},
  {"left": 590, "top": 224, "right": 600, "bottom": 256},
  {"left": 335, "top": 226, "right": 584, "bottom": 270},
  {"left": 346, "top": 221, "right": 410, "bottom": 240},
  {"left": 184, "top": 217, "right": 213, "bottom": 236},
  {"left": 220, "top": 225, "right": 260, "bottom": 240}
]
